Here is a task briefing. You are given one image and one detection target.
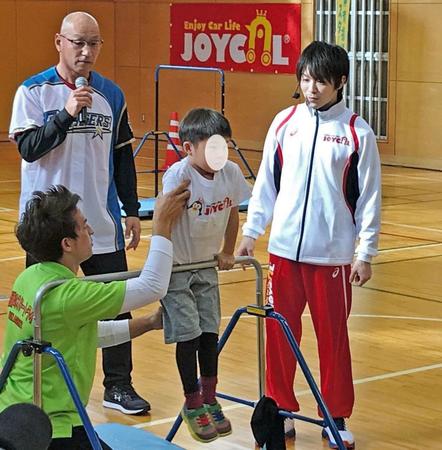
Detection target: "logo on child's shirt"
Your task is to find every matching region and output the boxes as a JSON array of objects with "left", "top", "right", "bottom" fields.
[
  {"left": 188, "top": 197, "right": 233, "bottom": 217},
  {"left": 188, "top": 199, "right": 203, "bottom": 216}
]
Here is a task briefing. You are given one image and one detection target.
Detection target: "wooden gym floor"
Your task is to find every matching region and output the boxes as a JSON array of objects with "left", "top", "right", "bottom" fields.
[{"left": 0, "top": 142, "right": 441, "bottom": 449}]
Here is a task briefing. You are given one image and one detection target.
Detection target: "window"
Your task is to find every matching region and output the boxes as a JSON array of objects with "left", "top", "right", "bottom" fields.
[{"left": 315, "top": 0, "right": 389, "bottom": 139}]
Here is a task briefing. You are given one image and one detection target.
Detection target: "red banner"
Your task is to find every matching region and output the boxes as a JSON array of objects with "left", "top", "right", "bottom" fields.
[{"left": 170, "top": 3, "right": 301, "bottom": 74}]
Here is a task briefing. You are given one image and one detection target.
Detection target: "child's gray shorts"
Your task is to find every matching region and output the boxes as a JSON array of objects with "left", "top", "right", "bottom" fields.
[{"left": 161, "top": 267, "right": 220, "bottom": 344}]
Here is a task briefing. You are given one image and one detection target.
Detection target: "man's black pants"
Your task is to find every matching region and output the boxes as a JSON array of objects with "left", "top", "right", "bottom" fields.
[{"left": 80, "top": 249, "right": 132, "bottom": 389}]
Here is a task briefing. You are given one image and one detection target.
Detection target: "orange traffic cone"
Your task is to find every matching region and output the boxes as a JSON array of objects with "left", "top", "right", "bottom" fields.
[{"left": 162, "top": 112, "right": 183, "bottom": 169}]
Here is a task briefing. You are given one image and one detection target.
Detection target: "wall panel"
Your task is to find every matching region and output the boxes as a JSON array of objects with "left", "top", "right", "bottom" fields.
[
  {"left": 116, "top": 1, "right": 141, "bottom": 67},
  {"left": 139, "top": 67, "right": 155, "bottom": 132},
  {"left": 154, "top": 71, "right": 219, "bottom": 131},
  {"left": 16, "top": 1, "right": 68, "bottom": 82},
  {"left": 0, "top": 2, "right": 17, "bottom": 135},
  {"left": 226, "top": 72, "right": 297, "bottom": 149},
  {"left": 391, "top": 81, "right": 442, "bottom": 167},
  {"left": 116, "top": 66, "right": 142, "bottom": 132},
  {"left": 139, "top": 2, "right": 171, "bottom": 69},
  {"left": 397, "top": 4, "right": 442, "bottom": 83}
]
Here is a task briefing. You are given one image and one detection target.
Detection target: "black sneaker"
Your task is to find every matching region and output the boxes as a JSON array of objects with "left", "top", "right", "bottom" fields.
[{"left": 103, "top": 385, "right": 151, "bottom": 415}]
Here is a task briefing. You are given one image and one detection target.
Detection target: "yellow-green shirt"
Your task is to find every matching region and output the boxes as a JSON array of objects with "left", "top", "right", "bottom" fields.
[{"left": 0, "top": 262, "right": 125, "bottom": 438}]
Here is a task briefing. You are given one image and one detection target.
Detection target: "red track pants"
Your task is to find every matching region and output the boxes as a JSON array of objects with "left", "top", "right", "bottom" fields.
[{"left": 265, "top": 254, "right": 354, "bottom": 418}]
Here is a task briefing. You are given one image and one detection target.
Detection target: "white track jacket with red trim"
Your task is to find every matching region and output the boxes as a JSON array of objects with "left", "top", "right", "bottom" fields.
[{"left": 243, "top": 99, "right": 381, "bottom": 265}]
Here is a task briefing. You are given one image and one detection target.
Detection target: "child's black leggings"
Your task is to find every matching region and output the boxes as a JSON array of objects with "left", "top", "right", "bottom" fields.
[{"left": 176, "top": 332, "right": 218, "bottom": 394}]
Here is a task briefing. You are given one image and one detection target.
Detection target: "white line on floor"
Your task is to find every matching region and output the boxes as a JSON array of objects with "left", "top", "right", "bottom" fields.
[
  {"left": 0, "top": 255, "right": 25, "bottom": 263},
  {"left": 382, "top": 221, "right": 442, "bottom": 233},
  {"left": 382, "top": 173, "right": 442, "bottom": 182},
  {"left": 378, "top": 242, "right": 442, "bottom": 253},
  {"left": 220, "top": 313, "right": 442, "bottom": 322},
  {"left": 133, "top": 362, "right": 442, "bottom": 429}
]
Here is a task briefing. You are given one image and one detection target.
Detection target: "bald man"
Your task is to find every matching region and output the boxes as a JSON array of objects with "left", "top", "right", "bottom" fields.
[{"left": 9, "top": 12, "right": 151, "bottom": 415}]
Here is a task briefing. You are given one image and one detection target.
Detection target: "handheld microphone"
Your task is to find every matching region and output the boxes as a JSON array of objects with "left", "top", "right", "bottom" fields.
[
  {"left": 292, "top": 83, "right": 301, "bottom": 99},
  {"left": 74, "top": 76, "right": 88, "bottom": 123}
]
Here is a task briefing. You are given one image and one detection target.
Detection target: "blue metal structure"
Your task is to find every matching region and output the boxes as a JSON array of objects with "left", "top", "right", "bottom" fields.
[
  {"left": 129, "top": 64, "right": 255, "bottom": 218},
  {"left": 0, "top": 340, "right": 104, "bottom": 450},
  {"left": 0, "top": 257, "right": 263, "bottom": 449},
  {"left": 165, "top": 304, "right": 347, "bottom": 450}
]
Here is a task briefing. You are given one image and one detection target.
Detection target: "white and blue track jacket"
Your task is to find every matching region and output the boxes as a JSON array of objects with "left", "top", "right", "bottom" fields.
[
  {"left": 10, "top": 67, "right": 136, "bottom": 254},
  {"left": 243, "top": 99, "right": 381, "bottom": 265}
]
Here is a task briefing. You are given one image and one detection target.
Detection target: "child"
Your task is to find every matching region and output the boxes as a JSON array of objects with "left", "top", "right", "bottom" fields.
[
  {"left": 161, "top": 108, "right": 252, "bottom": 443},
  {"left": 237, "top": 41, "right": 382, "bottom": 449}
]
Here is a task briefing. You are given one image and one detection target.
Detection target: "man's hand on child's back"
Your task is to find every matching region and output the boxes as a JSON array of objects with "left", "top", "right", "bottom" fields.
[{"left": 216, "top": 252, "right": 235, "bottom": 270}]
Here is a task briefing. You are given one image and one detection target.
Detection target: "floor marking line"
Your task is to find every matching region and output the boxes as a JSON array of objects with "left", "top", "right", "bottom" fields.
[
  {"left": 132, "top": 363, "right": 442, "bottom": 429},
  {"left": 353, "top": 363, "right": 442, "bottom": 385},
  {"left": 379, "top": 242, "right": 442, "bottom": 253},
  {"left": 382, "top": 173, "right": 442, "bottom": 182},
  {"left": 0, "top": 255, "right": 25, "bottom": 263},
  {"left": 350, "top": 313, "right": 442, "bottom": 322},
  {"left": 382, "top": 221, "right": 442, "bottom": 234},
  {"left": 220, "top": 313, "right": 442, "bottom": 322}
]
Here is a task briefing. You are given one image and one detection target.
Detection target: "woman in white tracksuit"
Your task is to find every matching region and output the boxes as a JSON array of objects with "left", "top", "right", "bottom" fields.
[{"left": 237, "top": 41, "right": 381, "bottom": 449}]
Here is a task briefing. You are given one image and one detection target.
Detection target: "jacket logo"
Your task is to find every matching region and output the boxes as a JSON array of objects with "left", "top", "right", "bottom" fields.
[{"left": 323, "top": 134, "right": 350, "bottom": 146}]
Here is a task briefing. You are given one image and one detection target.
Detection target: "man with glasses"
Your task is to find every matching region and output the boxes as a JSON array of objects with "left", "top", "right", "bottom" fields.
[{"left": 9, "top": 11, "right": 151, "bottom": 416}]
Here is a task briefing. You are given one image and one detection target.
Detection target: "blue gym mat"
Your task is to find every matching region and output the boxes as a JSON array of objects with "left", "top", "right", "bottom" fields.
[
  {"left": 95, "top": 423, "right": 184, "bottom": 449},
  {"left": 121, "top": 197, "right": 249, "bottom": 218}
]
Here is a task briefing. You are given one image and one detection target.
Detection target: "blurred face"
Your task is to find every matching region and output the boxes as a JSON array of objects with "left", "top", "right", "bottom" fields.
[
  {"left": 185, "top": 138, "right": 228, "bottom": 179},
  {"left": 55, "top": 15, "right": 102, "bottom": 82},
  {"left": 69, "top": 208, "right": 94, "bottom": 263},
  {"left": 300, "top": 68, "right": 346, "bottom": 110}
]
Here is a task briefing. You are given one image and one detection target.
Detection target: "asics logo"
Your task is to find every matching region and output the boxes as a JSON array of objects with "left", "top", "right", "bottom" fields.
[
  {"left": 266, "top": 263, "right": 275, "bottom": 305},
  {"left": 332, "top": 267, "right": 340, "bottom": 278}
]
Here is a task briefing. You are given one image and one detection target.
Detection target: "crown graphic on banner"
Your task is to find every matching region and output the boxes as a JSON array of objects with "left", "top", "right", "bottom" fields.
[{"left": 256, "top": 10, "right": 267, "bottom": 17}]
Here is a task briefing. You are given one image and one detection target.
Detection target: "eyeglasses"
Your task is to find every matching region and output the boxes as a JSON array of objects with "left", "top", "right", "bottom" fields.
[{"left": 59, "top": 34, "right": 103, "bottom": 49}]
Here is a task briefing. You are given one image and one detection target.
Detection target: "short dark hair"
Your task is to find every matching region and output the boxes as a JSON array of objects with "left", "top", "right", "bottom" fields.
[
  {"left": 179, "top": 108, "right": 232, "bottom": 145},
  {"left": 296, "top": 41, "right": 349, "bottom": 92},
  {"left": 15, "top": 185, "right": 80, "bottom": 262}
]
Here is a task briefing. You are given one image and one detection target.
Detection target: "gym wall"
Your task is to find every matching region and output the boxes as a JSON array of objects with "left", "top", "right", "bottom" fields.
[
  {"left": 1, "top": 1, "right": 442, "bottom": 169},
  {"left": 383, "top": 0, "right": 442, "bottom": 168}
]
